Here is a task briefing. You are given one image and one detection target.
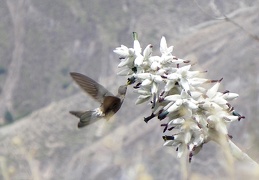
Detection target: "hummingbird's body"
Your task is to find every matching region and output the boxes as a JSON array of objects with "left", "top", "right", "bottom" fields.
[{"left": 69, "top": 72, "right": 127, "bottom": 128}]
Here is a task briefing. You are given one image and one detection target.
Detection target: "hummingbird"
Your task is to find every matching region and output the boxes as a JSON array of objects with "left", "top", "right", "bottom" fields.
[{"left": 69, "top": 72, "right": 127, "bottom": 128}]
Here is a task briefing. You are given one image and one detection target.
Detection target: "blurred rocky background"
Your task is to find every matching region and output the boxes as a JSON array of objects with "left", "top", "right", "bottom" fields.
[{"left": 0, "top": 0, "right": 258, "bottom": 179}]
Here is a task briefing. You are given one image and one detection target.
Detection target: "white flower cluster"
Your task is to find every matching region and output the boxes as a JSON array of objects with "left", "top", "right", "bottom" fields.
[{"left": 114, "top": 32, "right": 244, "bottom": 162}]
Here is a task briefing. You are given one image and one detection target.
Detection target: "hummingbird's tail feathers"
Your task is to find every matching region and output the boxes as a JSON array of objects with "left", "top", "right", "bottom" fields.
[
  {"left": 69, "top": 111, "right": 85, "bottom": 118},
  {"left": 77, "top": 110, "right": 103, "bottom": 128}
]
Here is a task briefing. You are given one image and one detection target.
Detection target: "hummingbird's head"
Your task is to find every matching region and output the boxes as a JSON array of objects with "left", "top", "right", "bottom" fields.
[{"left": 118, "top": 85, "right": 127, "bottom": 95}]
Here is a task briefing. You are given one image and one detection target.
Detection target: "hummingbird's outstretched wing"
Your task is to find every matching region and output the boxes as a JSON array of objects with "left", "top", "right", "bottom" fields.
[{"left": 70, "top": 72, "right": 114, "bottom": 103}]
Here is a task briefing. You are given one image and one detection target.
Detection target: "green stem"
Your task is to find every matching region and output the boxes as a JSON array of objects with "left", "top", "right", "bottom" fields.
[{"left": 132, "top": 32, "right": 138, "bottom": 40}]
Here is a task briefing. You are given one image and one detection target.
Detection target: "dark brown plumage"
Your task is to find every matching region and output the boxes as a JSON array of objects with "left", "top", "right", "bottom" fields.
[{"left": 69, "top": 72, "right": 127, "bottom": 128}]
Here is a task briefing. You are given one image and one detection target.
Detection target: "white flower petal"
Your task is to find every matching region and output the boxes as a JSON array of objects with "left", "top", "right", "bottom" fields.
[
  {"left": 135, "top": 73, "right": 151, "bottom": 79},
  {"left": 118, "top": 58, "right": 130, "bottom": 67},
  {"left": 135, "top": 95, "right": 151, "bottom": 104},
  {"left": 164, "top": 80, "right": 176, "bottom": 92},
  {"left": 134, "top": 55, "right": 144, "bottom": 66},
  {"left": 156, "top": 68, "right": 167, "bottom": 75},
  {"left": 192, "top": 133, "right": 205, "bottom": 146},
  {"left": 164, "top": 101, "right": 174, "bottom": 110},
  {"left": 164, "top": 94, "right": 181, "bottom": 101},
  {"left": 179, "top": 64, "right": 191, "bottom": 72},
  {"left": 184, "top": 131, "right": 192, "bottom": 144},
  {"left": 142, "top": 79, "right": 152, "bottom": 86},
  {"left": 185, "top": 100, "right": 198, "bottom": 110},
  {"left": 180, "top": 78, "right": 190, "bottom": 92},
  {"left": 151, "top": 83, "right": 158, "bottom": 94},
  {"left": 153, "top": 75, "right": 163, "bottom": 82},
  {"left": 206, "top": 82, "right": 220, "bottom": 98},
  {"left": 168, "top": 118, "right": 185, "bottom": 125},
  {"left": 189, "top": 78, "right": 208, "bottom": 86},
  {"left": 160, "top": 55, "right": 171, "bottom": 63},
  {"left": 151, "top": 61, "right": 160, "bottom": 70},
  {"left": 134, "top": 40, "right": 141, "bottom": 54},
  {"left": 113, "top": 45, "right": 129, "bottom": 57},
  {"left": 167, "top": 46, "right": 174, "bottom": 54},
  {"left": 143, "top": 44, "right": 153, "bottom": 58},
  {"left": 173, "top": 134, "right": 182, "bottom": 141},
  {"left": 167, "top": 99, "right": 183, "bottom": 113},
  {"left": 224, "top": 115, "right": 239, "bottom": 122},
  {"left": 163, "top": 140, "right": 174, "bottom": 146},
  {"left": 133, "top": 89, "right": 151, "bottom": 95},
  {"left": 222, "top": 93, "right": 239, "bottom": 100},
  {"left": 160, "top": 36, "right": 173, "bottom": 56},
  {"left": 171, "top": 141, "right": 181, "bottom": 146},
  {"left": 160, "top": 36, "right": 167, "bottom": 54},
  {"left": 213, "top": 96, "right": 228, "bottom": 105},
  {"left": 149, "top": 56, "right": 160, "bottom": 63},
  {"left": 191, "top": 91, "right": 202, "bottom": 99},
  {"left": 167, "top": 73, "right": 178, "bottom": 80}
]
